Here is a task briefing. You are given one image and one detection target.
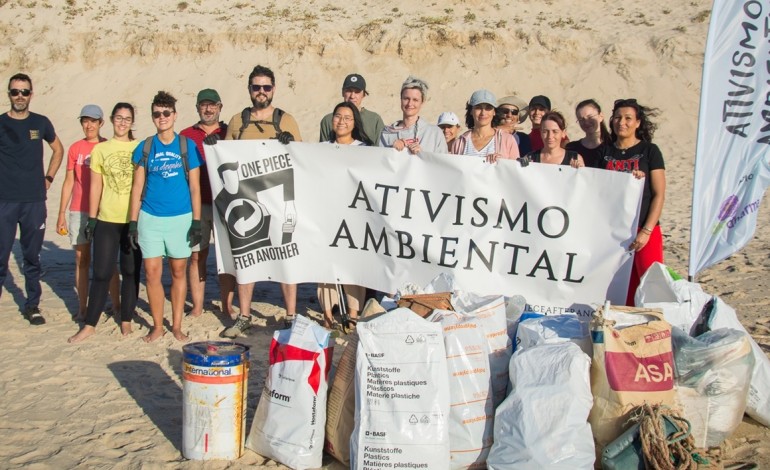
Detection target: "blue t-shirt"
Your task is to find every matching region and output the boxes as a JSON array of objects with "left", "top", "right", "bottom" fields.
[
  {"left": 0, "top": 112, "right": 56, "bottom": 202},
  {"left": 132, "top": 133, "right": 202, "bottom": 217}
]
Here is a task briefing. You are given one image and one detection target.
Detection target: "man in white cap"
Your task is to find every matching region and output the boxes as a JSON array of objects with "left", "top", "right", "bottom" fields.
[
  {"left": 319, "top": 73, "right": 384, "bottom": 144},
  {"left": 0, "top": 73, "right": 64, "bottom": 324},
  {"left": 437, "top": 111, "right": 462, "bottom": 148}
]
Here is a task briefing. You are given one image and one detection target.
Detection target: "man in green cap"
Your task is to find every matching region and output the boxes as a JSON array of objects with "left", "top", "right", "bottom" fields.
[{"left": 180, "top": 89, "right": 232, "bottom": 319}]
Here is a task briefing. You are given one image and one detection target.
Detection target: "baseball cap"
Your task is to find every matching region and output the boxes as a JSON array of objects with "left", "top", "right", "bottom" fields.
[
  {"left": 78, "top": 104, "right": 103, "bottom": 120},
  {"left": 437, "top": 111, "right": 460, "bottom": 127},
  {"left": 342, "top": 74, "right": 367, "bottom": 92},
  {"left": 528, "top": 95, "right": 551, "bottom": 110},
  {"left": 468, "top": 89, "right": 496, "bottom": 107},
  {"left": 497, "top": 95, "right": 528, "bottom": 123},
  {"left": 196, "top": 88, "right": 221, "bottom": 104}
]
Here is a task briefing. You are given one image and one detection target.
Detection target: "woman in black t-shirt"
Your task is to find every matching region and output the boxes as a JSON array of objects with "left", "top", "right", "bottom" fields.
[
  {"left": 566, "top": 99, "right": 611, "bottom": 168},
  {"left": 601, "top": 99, "right": 665, "bottom": 305}
]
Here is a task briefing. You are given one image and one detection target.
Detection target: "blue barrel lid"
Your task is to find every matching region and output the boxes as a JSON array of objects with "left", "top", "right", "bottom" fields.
[{"left": 183, "top": 341, "right": 250, "bottom": 367}]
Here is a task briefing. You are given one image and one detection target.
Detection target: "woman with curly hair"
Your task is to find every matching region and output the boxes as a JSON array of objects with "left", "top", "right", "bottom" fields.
[{"left": 600, "top": 98, "right": 665, "bottom": 305}]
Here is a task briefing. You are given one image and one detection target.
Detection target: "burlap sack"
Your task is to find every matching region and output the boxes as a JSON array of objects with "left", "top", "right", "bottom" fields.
[
  {"left": 588, "top": 304, "right": 675, "bottom": 450},
  {"left": 397, "top": 292, "right": 454, "bottom": 318}
]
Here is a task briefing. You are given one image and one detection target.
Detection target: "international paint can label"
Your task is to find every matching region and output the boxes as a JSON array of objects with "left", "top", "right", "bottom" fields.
[{"left": 182, "top": 341, "right": 249, "bottom": 460}]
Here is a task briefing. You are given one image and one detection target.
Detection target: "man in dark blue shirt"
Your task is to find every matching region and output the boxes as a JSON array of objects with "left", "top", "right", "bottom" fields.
[{"left": 0, "top": 73, "right": 64, "bottom": 325}]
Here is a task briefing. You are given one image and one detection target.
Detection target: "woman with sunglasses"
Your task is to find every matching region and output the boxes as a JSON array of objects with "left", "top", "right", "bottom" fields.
[
  {"left": 449, "top": 89, "right": 519, "bottom": 162},
  {"left": 317, "top": 102, "right": 370, "bottom": 329},
  {"left": 129, "top": 91, "right": 202, "bottom": 343},
  {"left": 68, "top": 103, "right": 143, "bottom": 343},
  {"left": 566, "top": 99, "right": 611, "bottom": 168},
  {"left": 522, "top": 111, "right": 584, "bottom": 167},
  {"left": 601, "top": 98, "right": 665, "bottom": 305},
  {"left": 379, "top": 76, "right": 447, "bottom": 155},
  {"left": 495, "top": 95, "right": 531, "bottom": 156}
]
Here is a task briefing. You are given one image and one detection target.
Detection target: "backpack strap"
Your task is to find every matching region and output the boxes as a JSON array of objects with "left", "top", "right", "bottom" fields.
[
  {"left": 140, "top": 136, "right": 154, "bottom": 201},
  {"left": 237, "top": 107, "right": 252, "bottom": 140},
  {"left": 140, "top": 135, "right": 190, "bottom": 201},
  {"left": 236, "top": 107, "right": 285, "bottom": 139},
  {"left": 271, "top": 108, "right": 284, "bottom": 134}
]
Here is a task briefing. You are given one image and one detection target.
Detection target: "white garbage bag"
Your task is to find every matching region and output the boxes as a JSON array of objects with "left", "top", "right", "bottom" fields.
[{"left": 488, "top": 342, "right": 594, "bottom": 469}]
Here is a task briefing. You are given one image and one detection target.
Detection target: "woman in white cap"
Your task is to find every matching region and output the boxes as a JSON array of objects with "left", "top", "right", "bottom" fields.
[
  {"left": 57, "top": 105, "right": 119, "bottom": 322},
  {"left": 449, "top": 89, "right": 519, "bottom": 162},
  {"left": 379, "top": 76, "right": 448, "bottom": 154},
  {"left": 495, "top": 95, "right": 531, "bottom": 156},
  {"left": 436, "top": 111, "right": 462, "bottom": 148}
]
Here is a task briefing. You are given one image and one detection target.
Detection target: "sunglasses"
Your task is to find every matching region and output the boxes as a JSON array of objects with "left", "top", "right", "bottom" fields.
[
  {"left": 250, "top": 84, "right": 274, "bottom": 92},
  {"left": 498, "top": 108, "right": 519, "bottom": 116},
  {"left": 9, "top": 88, "right": 31, "bottom": 97},
  {"left": 151, "top": 110, "right": 174, "bottom": 119}
]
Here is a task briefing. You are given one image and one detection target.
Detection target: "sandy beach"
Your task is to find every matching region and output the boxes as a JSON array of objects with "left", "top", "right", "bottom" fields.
[{"left": 1, "top": 0, "right": 769, "bottom": 468}]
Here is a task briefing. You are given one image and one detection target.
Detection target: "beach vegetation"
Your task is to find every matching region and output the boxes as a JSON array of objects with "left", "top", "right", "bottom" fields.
[
  {"left": 692, "top": 10, "right": 710, "bottom": 23},
  {"left": 177, "top": 2, "right": 188, "bottom": 11}
]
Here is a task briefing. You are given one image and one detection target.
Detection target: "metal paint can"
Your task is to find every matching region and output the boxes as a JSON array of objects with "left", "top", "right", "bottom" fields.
[{"left": 182, "top": 341, "right": 249, "bottom": 460}]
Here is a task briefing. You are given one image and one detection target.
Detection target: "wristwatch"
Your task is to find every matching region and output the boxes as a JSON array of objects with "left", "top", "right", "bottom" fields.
[{"left": 45, "top": 175, "right": 54, "bottom": 183}]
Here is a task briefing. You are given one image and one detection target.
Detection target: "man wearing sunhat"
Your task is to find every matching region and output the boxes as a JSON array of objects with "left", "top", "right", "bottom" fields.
[
  {"left": 496, "top": 95, "right": 531, "bottom": 156},
  {"left": 180, "top": 89, "right": 230, "bottom": 319},
  {"left": 319, "top": 73, "right": 385, "bottom": 144}
]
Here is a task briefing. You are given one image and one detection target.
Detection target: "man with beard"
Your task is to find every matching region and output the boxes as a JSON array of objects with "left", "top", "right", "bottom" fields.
[
  {"left": 220, "top": 65, "right": 302, "bottom": 338},
  {"left": 0, "top": 73, "right": 64, "bottom": 324},
  {"left": 180, "top": 89, "right": 230, "bottom": 319}
]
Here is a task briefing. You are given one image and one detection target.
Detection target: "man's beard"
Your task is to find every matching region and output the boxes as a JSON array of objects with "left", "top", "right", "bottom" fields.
[
  {"left": 251, "top": 94, "right": 272, "bottom": 110},
  {"left": 11, "top": 101, "right": 29, "bottom": 113}
]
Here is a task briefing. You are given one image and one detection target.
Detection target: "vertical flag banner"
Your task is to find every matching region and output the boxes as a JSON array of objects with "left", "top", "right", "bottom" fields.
[{"left": 689, "top": 0, "right": 770, "bottom": 277}]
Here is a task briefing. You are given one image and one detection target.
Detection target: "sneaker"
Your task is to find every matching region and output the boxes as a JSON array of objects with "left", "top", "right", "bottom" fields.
[
  {"left": 284, "top": 314, "right": 296, "bottom": 329},
  {"left": 221, "top": 315, "right": 252, "bottom": 338},
  {"left": 24, "top": 306, "right": 46, "bottom": 325}
]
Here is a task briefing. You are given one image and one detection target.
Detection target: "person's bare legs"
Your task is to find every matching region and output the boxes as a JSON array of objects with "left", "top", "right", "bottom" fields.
[
  {"left": 170, "top": 257, "right": 189, "bottom": 341},
  {"left": 143, "top": 257, "right": 166, "bottom": 342},
  {"left": 238, "top": 282, "right": 254, "bottom": 318},
  {"left": 188, "top": 247, "right": 208, "bottom": 317},
  {"left": 281, "top": 282, "right": 297, "bottom": 318},
  {"left": 74, "top": 244, "right": 90, "bottom": 320},
  {"left": 219, "top": 273, "right": 236, "bottom": 319}
]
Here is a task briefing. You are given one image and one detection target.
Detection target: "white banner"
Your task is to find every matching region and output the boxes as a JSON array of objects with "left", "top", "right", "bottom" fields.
[
  {"left": 689, "top": 0, "right": 770, "bottom": 277},
  {"left": 207, "top": 141, "right": 642, "bottom": 316}
]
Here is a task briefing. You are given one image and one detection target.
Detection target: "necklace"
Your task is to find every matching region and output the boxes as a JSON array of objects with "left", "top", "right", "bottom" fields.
[{"left": 614, "top": 139, "right": 640, "bottom": 154}]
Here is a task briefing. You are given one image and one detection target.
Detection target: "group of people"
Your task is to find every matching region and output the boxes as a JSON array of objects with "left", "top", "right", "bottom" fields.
[{"left": 0, "top": 67, "right": 665, "bottom": 342}]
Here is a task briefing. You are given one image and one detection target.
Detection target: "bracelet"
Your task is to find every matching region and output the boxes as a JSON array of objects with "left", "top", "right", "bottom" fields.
[{"left": 641, "top": 227, "right": 653, "bottom": 234}]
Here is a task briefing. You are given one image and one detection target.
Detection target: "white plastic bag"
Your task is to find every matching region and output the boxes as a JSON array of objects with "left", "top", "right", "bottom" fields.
[
  {"left": 432, "top": 311, "right": 493, "bottom": 469},
  {"left": 672, "top": 327, "right": 754, "bottom": 447},
  {"left": 515, "top": 314, "right": 592, "bottom": 357},
  {"left": 351, "top": 308, "right": 450, "bottom": 469},
  {"left": 246, "top": 315, "right": 332, "bottom": 469},
  {"left": 637, "top": 262, "right": 770, "bottom": 427},
  {"left": 488, "top": 343, "right": 594, "bottom": 469}
]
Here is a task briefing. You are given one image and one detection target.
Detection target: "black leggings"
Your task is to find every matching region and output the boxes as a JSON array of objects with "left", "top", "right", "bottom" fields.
[{"left": 85, "top": 221, "right": 142, "bottom": 327}]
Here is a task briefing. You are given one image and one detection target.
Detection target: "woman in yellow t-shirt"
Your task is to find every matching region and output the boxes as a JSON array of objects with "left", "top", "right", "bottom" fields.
[{"left": 68, "top": 103, "right": 142, "bottom": 343}]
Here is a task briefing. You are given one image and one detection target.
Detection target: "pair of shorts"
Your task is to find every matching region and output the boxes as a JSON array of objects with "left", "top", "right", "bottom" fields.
[
  {"left": 138, "top": 210, "right": 193, "bottom": 259},
  {"left": 191, "top": 204, "right": 213, "bottom": 253},
  {"left": 68, "top": 211, "right": 88, "bottom": 246}
]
